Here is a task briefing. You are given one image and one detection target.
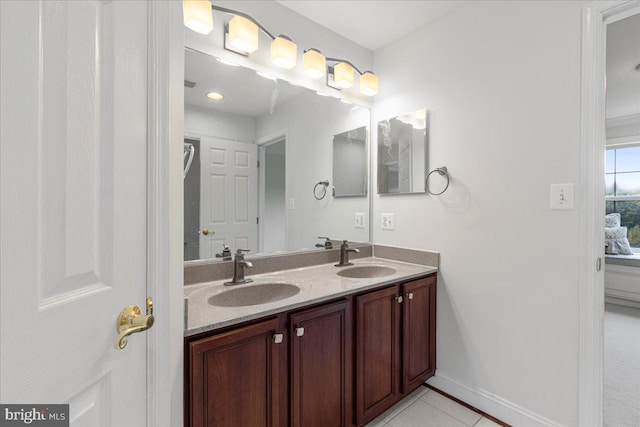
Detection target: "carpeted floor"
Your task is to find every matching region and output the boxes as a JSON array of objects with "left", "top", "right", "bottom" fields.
[{"left": 604, "top": 303, "right": 640, "bottom": 427}]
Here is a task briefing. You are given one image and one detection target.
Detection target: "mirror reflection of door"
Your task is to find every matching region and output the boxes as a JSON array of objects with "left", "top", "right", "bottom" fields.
[
  {"left": 198, "top": 136, "right": 258, "bottom": 258},
  {"left": 259, "top": 138, "right": 287, "bottom": 253}
]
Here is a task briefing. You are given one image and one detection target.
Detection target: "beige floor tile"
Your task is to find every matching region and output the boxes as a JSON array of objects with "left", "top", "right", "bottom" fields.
[
  {"left": 474, "top": 417, "right": 503, "bottom": 427},
  {"left": 421, "top": 390, "right": 482, "bottom": 426},
  {"left": 387, "top": 399, "right": 467, "bottom": 427}
]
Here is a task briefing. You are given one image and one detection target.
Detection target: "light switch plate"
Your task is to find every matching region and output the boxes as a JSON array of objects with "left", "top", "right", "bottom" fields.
[
  {"left": 550, "top": 183, "right": 574, "bottom": 210},
  {"left": 355, "top": 213, "right": 365, "bottom": 229},
  {"left": 382, "top": 213, "right": 394, "bottom": 230}
]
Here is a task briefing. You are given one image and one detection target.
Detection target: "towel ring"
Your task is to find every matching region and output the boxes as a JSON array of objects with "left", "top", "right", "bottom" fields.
[
  {"left": 426, "top": 167, "right": 450, "bottom": 195},
  {"left": 314, "top": 180, "right": 330, "bottom": 200}
]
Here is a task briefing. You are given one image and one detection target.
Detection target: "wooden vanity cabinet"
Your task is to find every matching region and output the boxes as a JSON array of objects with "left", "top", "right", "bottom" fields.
[
  {"left": 186, "top": 299, "right": 351, "bottom": 427},
  {"left": 290, "top": 300, "right": 352, "bottom": 427},
  {"left": 187, "top": 317, "right": 284, "bottom": 427},
  {"left": 355, "top": 275, "right": 436, "bottom": 426},
  {"left": 185, "top": 273, "right": 436, "bottom": 427}
]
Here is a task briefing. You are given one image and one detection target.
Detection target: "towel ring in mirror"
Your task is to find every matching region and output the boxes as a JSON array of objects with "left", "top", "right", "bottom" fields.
[{"left": 314, "top": 180, "right": 330, "bottom": 200}]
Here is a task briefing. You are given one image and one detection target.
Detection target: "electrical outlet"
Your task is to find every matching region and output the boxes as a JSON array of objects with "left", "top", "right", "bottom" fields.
[
  {"left": 382, "top": 213, "right": 394, "bottom": 230},
  {"left": 355, "top": 213, "right": 365, "bottom": 229},
  {"left": 550, "top": 183, "right": 574, "bottom": 210},
  {"left": 289, "top": 198, "right": 295, "bottom": 210}
]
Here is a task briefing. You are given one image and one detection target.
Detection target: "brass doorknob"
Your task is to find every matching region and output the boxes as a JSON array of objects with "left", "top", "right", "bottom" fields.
[
  {"left": 202, "top": 228, "right": 213, "bottom": 235},
  {"left": 114, "top": 297, "right": 154, "bottom": 350}
]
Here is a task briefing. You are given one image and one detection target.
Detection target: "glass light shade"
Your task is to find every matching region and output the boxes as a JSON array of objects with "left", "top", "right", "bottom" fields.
[
  {"left": 206, "top": 92, "right": 224, "bottom": 100},
  {"left": 359, "top": 71, "right": 379, "bottom": 96},
  {"left": 228, "top": 15, "right": 259, "bottom": 54},
  {"left": 271, "top": 36, "right": 297, "bottom": 69},
  {"left": 334, "top": 62, "right": 354, "bottom": 89},
  {"left": 183, "top": 0, "right": 213, "bottom": 35},
  {"left": 303, "top": 49, "right": 326, "bottom": 78}
]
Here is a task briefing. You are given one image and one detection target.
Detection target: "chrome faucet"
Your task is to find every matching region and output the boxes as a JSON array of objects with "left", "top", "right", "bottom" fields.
[
  {"left": 335, "top": 240, "right": 360, "bottom": 267},
  {"left": 315, "top": 236, "right": 333, "bottom": 249},
  {"left": 225, "top": 249, "right": 253, "bottom": 286}
]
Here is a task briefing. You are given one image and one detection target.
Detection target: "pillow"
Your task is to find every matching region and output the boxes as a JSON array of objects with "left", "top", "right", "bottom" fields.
[
  {"left": 605, "top": 213, "right": 621, "bottom": 228},
  {"left": 605, "top": 226, "right": 634, "bottom": 255}
]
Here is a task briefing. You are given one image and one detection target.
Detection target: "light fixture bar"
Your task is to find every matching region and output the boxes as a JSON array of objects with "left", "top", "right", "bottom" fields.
[{"left": 210, "top": 4, "right": 276, "bottom": 40}]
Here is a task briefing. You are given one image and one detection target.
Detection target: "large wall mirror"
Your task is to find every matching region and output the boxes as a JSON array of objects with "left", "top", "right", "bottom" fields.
[
  {"left": 377, "top": 109, "right": 429, "bottom": 194},
  {"left": 184, "top": 48, "right": 370, "bottom": 262}
]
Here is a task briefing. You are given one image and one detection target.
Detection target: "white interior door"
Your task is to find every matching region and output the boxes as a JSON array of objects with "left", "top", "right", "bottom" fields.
[
  {"left": 199, "top": 137, "right": 258, "bottom": 257},
  {"left": 1, "top": 1, "right": 149, "bottom": 425}
]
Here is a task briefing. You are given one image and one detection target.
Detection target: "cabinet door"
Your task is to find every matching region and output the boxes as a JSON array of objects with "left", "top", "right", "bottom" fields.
[
  {"left": 402, "top": 275, "right": 437, "bottom": 393},
  {"left": 290, "top": 300, "right": 352, "bottom": 427},
  {"left": 356, "top": 286, "right": 402, "bottom": 425},
  {"left": 189, "top": 318, "right": 283, "bottom": 427}
]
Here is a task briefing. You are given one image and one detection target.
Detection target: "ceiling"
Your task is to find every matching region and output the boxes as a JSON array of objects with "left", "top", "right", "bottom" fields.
[
  {"left": 606, "top": 13, "right": 640, "bottom": 119},
  {"left": 276, "top": 1, "right": 464, "bottom": 51},
  {"left": 184, "top": 48, "right": 306, "bottom": 117}
]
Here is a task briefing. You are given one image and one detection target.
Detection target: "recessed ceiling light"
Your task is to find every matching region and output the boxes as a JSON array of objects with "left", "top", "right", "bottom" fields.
[{"left": 206, "top": 92, "right": 224, "bottom": 101}]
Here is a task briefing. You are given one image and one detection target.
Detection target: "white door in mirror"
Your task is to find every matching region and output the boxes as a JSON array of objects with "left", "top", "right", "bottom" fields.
[{"left": 200, "top": 137, "right": 258, "bottom": 257}]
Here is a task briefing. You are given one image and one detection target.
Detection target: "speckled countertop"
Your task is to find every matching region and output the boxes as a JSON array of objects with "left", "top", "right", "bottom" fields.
[{"left": 184, "top": 257, "right": 437, "bottom": 337}]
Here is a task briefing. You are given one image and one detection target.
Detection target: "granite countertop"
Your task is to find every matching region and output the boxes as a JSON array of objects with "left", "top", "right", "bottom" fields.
[{"left": 184, "top": 257, "right": 437, "bottom": 337}]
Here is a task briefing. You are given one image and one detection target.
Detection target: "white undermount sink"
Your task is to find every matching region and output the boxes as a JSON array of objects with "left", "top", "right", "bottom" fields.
[
  {"left": 336, "top": 265, "right": 396, "bottom": 279},
  {"left": 208, "top": 283, "right": 300, "bottom": 307}
]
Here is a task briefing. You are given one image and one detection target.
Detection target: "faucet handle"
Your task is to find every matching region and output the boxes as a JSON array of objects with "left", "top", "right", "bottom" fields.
[
  {"left": 235, "top": 248, "right": 251, "bottom": 255},
  {"left": 318, "top": 236, "right": 330, "bottom": 241}
]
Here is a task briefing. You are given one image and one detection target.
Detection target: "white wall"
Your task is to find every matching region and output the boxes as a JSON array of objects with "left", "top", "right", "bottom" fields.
[
  {"left": 372, "top": 2, "right": 586, "bottom": 426},
  {"left": 256, "top": 91, "right": 370, "bottom": 250},
  {"left": 184, "top": 104, "right": 255, "bottom": 142}
]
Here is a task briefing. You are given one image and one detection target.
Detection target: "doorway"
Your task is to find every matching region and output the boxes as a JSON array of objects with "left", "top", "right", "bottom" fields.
[
  {"left": 258, "top": 136, "right": 288, "bottom": 254},
  {"left": 580, "top": 1, "right": 640, "bottom": 425},
  {"left": 603, "top": 9, "right": 640, "bottom": 427}
]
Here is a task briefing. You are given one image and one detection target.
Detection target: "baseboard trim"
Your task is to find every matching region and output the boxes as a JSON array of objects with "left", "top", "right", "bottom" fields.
[
  {"left": 426, "top": 373, "right": 566, "bottom": 427},
  {"left": 605, "top": 295, "right": 640, "bottom": 309},
  {"left": 424, "top": 384, "right": 511, "bottom": 427}
]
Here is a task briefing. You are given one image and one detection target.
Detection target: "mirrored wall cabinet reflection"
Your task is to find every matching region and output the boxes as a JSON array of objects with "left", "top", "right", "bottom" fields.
[{"left": 377, "top": 109, "right": 429, "bottom": 195}]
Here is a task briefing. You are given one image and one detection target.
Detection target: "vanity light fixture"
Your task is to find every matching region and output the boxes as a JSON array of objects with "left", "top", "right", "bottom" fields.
[
  {"left": 227, "top": 15, "right": 259, "bottom": 54},
  {"left": 206, "top": 91, "right": 224, "bottom": 100},
  {"left": 333, "top": 62, "right": 355, "bottom": 89},
  {"left": 271, "top": 35, "right": 297, "bottom": 69},
  {"left": 303, "top": 49, "right": 326, "bottom": 78},
  {"left": 359, "top": 71, "right": 379, "bottom": 97},
  {"left": 183, "top": 0, "right": 214, "bottom": 35},
  {"left": 182, "top": 1, "right": 380, "bottom": 96}
]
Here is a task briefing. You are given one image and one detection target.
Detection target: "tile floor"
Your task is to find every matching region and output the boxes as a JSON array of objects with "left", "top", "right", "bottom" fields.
[{"left": 367, "top": 386, "right": 504, "bottom": 427}]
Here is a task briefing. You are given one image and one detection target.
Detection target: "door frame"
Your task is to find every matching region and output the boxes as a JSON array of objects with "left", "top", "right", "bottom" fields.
[
  {"left": 579, "top": 1, "right": 640, "bottom": 425},
  {"left": 146, "top": 2, "right": 184, "bottom": 426}
]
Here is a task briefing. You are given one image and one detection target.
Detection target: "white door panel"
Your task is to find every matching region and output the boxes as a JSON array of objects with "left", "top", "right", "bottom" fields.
[
  {"left": 199, "top": 137, "right": 258, "bottom": 257},
  {"left": 1, "top": 1, "right": 148, "bottom": 425}
]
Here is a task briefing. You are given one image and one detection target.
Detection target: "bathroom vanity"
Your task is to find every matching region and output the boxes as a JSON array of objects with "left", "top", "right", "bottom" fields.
[{"left": 183, "top": 255, "right": 437, "bottom": 427}]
